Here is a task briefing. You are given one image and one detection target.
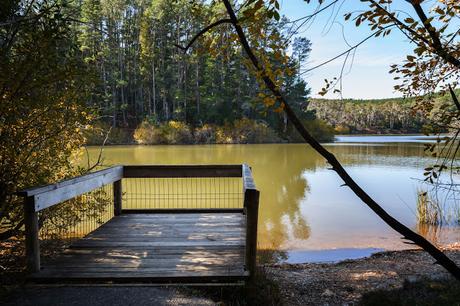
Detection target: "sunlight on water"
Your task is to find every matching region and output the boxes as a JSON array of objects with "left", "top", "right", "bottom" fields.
[{"left": 83, "top": 137, "right": 460, "bottom": 255}]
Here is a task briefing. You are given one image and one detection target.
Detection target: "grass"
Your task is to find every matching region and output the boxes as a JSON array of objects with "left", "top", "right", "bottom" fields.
[
  {"left": 359, "top": 277, "right": 460, "bottom": 306},
  {"left": 416, "top": 189, "right": 442, "bottom": 225}
]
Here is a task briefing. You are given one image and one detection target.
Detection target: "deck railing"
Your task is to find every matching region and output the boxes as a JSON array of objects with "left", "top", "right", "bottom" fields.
[{"left": 18, "top": 164, "right": 259, "bottom": 278}]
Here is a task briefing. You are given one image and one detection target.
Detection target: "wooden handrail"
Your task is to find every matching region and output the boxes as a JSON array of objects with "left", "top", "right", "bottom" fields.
[
  {"left": 18, "top": 166, "right": 123, "bottom": 197},
  {"left": 123, "top": 164, "right": 242, "bottom": 178},
  {"left": 19, "top": 166, "right": 123, "bottom": 212}
]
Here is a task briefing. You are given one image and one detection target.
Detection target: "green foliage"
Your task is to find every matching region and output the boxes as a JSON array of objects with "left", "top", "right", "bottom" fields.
[{"left": 0, "top": 0, "right": 92, "bottom": 239}]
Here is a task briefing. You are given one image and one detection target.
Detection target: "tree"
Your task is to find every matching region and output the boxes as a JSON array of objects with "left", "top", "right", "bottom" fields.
[
  {"left": 176, "top": 0, "right": 460, "bottom": 279},
  {"left": 0, "top": 0, "right": 92, "bottom": 239}
]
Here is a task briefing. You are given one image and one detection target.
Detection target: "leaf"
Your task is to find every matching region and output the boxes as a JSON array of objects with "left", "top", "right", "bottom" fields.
[{"left": 404, "top": 17, "right": 415, "bottom": 24}]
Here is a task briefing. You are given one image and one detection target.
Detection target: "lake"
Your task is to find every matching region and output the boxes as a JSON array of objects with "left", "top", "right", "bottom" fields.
[{"left": 84, "top": 135, "right": 460, "bottom": 263}]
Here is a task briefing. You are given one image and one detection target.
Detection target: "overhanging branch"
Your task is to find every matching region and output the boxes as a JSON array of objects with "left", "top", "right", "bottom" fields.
[
  {"left": 219, "top": 0, "right": 460, "bottom": 280},
  {"left": 175, "top": 18, "right": 233, "bottom": 53}
]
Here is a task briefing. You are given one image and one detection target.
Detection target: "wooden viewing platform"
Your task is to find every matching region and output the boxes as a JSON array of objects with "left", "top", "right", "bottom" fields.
[{"left": 19, "top": 165, "right": 259, "bottom": 284}]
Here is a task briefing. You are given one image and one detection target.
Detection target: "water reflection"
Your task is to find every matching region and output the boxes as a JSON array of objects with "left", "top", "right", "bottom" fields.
[{"left": 84, "top": 141, "right": 460, "bottom": 253}]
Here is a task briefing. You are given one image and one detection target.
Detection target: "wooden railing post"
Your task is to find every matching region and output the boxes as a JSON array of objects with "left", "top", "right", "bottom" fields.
[
  {"left": 24, "top": 196, "right": 40, "bottom": 272},
  {"left": 113, "top": 180, "right": 122, "bottom": 216},
  {"left": 244, "top": 188, "right": 259, "bottom": 279}
]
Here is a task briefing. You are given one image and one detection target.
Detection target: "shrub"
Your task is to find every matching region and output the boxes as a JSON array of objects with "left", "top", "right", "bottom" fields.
[
  {"left": 164, "top": 121, "right": 193, "bottom": 144},
  {"left": 214, "top": 118, "right": 281, "bottom": 144},
  {"left": 233, "top": 118, "right": 281, "bottom": 143},
  {"left": 334, "top": 124, "right": 351, "bottom": 134},
  {"left": 194, "top": 124, "right": 217, "bottom": 144},
  {"left": 304, "top": 119, "right": 336, "bottom": 142},
  {"left": 285, "top": 119, "right": 335, "bottom": 143},
  {"left": 133, "top": 121, "right": 165, "bottom": 144},
  {"left": 133, "top": 120, "right": 193, "bottom": 145},
  {"left": 84, "top": 122, "right": 133, "bottom": 145}
]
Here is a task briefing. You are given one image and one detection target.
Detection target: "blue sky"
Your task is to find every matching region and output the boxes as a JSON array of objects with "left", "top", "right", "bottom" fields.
[{"left": 279, "top": 0, "right": 417, "bottom": 99}]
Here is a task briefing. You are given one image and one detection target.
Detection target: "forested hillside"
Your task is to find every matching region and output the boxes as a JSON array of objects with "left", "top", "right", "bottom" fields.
[
  {"left": 74, "top": 0, "right": 336, "bottom": 143},
  {"left": 309, "top": 97, "right": 427, "bottom": 134}
]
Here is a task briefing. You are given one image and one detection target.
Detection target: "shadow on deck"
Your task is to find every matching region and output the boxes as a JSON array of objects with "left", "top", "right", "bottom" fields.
[{"left": 32, "top": 213, "right": 247, "bottom": 283}]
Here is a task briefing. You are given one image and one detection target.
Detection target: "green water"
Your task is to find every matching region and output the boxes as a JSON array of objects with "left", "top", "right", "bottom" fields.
[{"left": 83, "top": 136, "right": 460, "bottom": 255}]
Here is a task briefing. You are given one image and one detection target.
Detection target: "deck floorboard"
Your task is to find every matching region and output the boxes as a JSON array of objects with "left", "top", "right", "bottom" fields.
[{"left": 31, "top": 213, "right": 247, "bottom": 283}]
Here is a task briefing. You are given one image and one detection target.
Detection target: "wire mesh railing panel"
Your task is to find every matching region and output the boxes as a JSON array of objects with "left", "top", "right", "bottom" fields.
[
  {"left": 38, "top": 184, "right": 114, "bottom": 257},
  {"left": 123, "top": 177, "right": 244, "bottom": 209}
]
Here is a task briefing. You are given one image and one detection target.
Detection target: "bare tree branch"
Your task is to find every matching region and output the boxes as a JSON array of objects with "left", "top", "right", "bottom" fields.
[
  {"left": 175, "top": 19, "right": 233, "bottom": 53},
  {"left": 300, "top": 25, "right": 394, "bottom": 75}
]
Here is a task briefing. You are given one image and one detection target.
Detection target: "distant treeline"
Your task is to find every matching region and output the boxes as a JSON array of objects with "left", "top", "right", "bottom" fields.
[{"left": 309, "top": 97, "right": 427, "bottom": 134}]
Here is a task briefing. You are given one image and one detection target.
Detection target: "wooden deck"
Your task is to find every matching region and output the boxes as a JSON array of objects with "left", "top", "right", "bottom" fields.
[
  {"left": 20, "top": 165, "right": 259, "bottom": 284},
  {"left": 31, "top": 212, "right": 248, "bottom": 283}
]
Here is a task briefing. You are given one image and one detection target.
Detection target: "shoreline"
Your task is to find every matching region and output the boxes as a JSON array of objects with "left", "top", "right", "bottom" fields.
[
  {"left": 83, "top": 133, "right": 434, "bottom": 147},
  {"left": 266, "top": 245, "right": 460, "bottom": 305}
]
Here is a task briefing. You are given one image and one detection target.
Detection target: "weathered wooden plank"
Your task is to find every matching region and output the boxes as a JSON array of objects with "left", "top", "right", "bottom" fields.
[
  {"left": 45, "top": 258, "right": 244, "bottom": 266},
  {"left": 84, "top": 232, "right": 244, "bottom": 239},
  {"left": 61, "top": 246, "right": 245, "bottom": 255},
  {"left": 32, "top": 167, "right": 124, "bottom": 211},
  {"left": 78, "top": 235, "right": 246, "bottom": 246},
  {"left": 43, "top": 252, "right": 244, "bottom": 262},
  {"left": 108, "top": 220, "right": 245, "bottom": 226},
  {"left": 83, "top": 233, "right": 244, "bottom": 240},
  {"left": 111, "top": 218, "right": 244, "bottom": 224},
  {"left": 18, "top": 166, "right": 123, "bottom": 197},
  {"left": 110, "top": 216, "right": 244, "bottom": 223},
  {"left": 116, "top": 213, "right": 243, "bottom": 219},
  {"left": 121, "top": 208, "right": 244, "bottom": 214},
  {"left": 43, "top": 257, "right": 244, "bottom": 267},
  {"left": 82, "top": 234, "right": 243, "bottom": 241},
  {"left": 71, "top": 240, "right": 245, "bottom": 248},
  {"left": 39, "top": 263, "right": 245, "bottom": 271},
  {"left": 242, "top": 163, "right": 256, "bottom": 191},
  {"left": 123, "top": 165, "right": 242, "bottom": 178},
  {"left": 85, "top": 226, "right": 244, "bottom": 234}
]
